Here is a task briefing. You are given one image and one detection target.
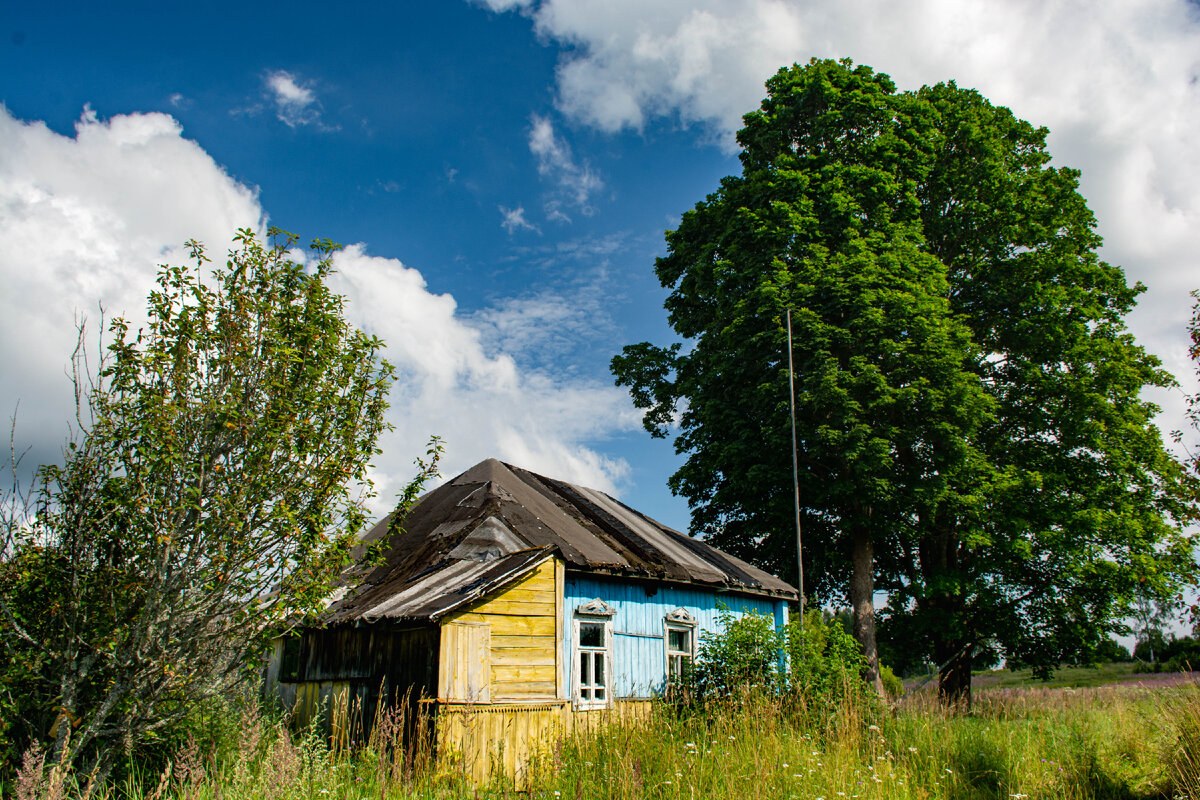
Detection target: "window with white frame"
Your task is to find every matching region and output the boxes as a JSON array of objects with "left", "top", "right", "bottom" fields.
[
  {"left": 573, "top": 599, "right": 614, "bottom": 709},
  {"left": 664, "top": 608, "right": 696, "bottom": 682}
]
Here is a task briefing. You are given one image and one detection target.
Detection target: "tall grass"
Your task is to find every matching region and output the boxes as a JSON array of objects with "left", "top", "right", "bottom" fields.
[
  {"left": 532, "top": 680, "right": 1200, "bottom": 800},
  {"left": 7, "top": 678, "right": 1198, "bottom": 800}
]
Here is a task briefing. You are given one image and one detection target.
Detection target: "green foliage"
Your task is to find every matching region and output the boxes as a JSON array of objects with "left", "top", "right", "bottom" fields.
[
  {"left": 879, "top": 664, "right": 905, "bottom": 699},
  {"left": 1094, "top": 638, "right": 1133, "bottom": 664},
  {"left": 690, "top": 608, "right": 784, "bottom": 696},
  {"left": 612, "top": 57, "right": 1198, "bottom": 702},
  {"left": 786, "top": 610, "right": 882, "bottom": 727},
  {"left": 0, "top": 228, "right": 440, "bottom": 784},
  {"left": 685, "top": 607, "right": 880, "bottom": 728}
]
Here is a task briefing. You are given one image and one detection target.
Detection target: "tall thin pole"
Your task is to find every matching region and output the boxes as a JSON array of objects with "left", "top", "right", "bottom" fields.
[{"left": 786, "top": 309, "right": 805, "bottom": 627}]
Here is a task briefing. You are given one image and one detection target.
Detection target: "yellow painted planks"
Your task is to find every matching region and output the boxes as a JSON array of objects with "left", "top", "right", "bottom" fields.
[
  {"left": 491, "top": 647, "right": 555, "bottom": 666},
  {"left": 491, "top": 633, "right": 555, "bottom": 649},
  {"left": 439, "top": 622, "right": 491, "bottom": 702},
  {"left": 437, "top": 703, "right": 568, "bottom": 785},
  {"left": 493, "top": 663, "right": 556, "bottom": 683},
  {"left": 469, "top": 598, "right": 554, "bottom": 617},
  {"left": 555, "top": 559, "right": 564, "bottom": 699},
  {"left": 492, "top": 681, "right": 557, "bottom": 700},
  {"left": 499, "top": 587, "right": 557, "bottom": 604},
  {"left": 437, "top": 558, "right": 562, "bottom": 708},
  {"left": 450, "top": 612, "right": 554, "bottom": 637}
]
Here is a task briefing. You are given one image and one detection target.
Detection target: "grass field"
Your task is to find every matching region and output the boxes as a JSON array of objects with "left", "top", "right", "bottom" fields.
[
  {"left": 11, "top": 673, "right": 1200, "bottom": 800},
  {"left": 903, "top": 663, "right": 1198, "bottom": 692}
]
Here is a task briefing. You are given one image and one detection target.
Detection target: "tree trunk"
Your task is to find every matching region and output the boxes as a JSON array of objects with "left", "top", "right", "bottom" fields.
[
  {"left": 918, "top": 521, "right": 972, "bottom": 709},
  {"left": 850, "top": 526, "right": 885, "bottom": 698},
  {"left": 935, "top": 628, "right": 972, "bottom": 710}
]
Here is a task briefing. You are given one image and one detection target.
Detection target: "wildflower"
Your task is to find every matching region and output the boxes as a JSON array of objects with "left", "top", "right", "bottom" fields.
[
  {"left": 908, "top": 747, "right": 917, "bottom": 753},
  {"left": 782, "top": 763, "right": 789, "bottom": 769},
  {"left": 868, "top": 724, "right": 880, "bottom": 732}
]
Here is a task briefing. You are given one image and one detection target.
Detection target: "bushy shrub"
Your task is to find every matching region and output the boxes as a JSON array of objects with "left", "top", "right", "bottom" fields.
[
  {"left": 689, "top": 607, "right": 783, "bottom": 697},
  {"left": 683, "top": 607, "right": 880, "bottom": 728},
  {"left": 880, "top": 664, "right": 905, "bottom": 698},
  {"left": 784, "top": 610, "right": 880, "bottom": 723}
]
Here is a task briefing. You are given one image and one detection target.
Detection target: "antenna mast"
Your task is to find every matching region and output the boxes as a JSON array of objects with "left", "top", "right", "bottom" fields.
[{"left": 786, "top": 309, "right": 805, "bottom": 626}]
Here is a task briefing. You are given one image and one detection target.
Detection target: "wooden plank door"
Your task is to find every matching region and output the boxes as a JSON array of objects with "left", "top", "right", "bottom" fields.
[{"left": 439, "top": 621, "right": 491, "bottom": 703}]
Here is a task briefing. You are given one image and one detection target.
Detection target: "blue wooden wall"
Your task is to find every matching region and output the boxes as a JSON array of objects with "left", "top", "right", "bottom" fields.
[{"left": 562, "top": 573, "right": 788, "bottom": 699}]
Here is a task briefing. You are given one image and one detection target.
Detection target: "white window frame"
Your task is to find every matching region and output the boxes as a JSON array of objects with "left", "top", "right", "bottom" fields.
[
  {"left": 663, "top": 608, "right": 696, "bottom": 684},
  {"left": 573, "top": 599, "right": 615, "bottom": 710}
]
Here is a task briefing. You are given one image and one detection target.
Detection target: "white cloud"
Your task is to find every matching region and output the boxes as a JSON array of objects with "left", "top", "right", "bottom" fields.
[
  {"left": 493, "top": 0, "right": 1200, "bottom": 446},
  {"left": 264, "top": 69, "right": 325, "bottom": 128},
  {"left": 328, "top": 246, "right": 637, "bottom": 501},
  {"left": 499, "top": 204, "right": 541, "bottom": 234},
  {"left": 0, "top": 105, "right": 262, "bottom": 471},
  {"left": 475, "top": 0, "right": 535, "bottom": 10},
  {"left": 0, "top": 104, "right": 635, "bottom": 507},
  {"left": 528, "top": 114, "right": 604, "bottom": 215}
]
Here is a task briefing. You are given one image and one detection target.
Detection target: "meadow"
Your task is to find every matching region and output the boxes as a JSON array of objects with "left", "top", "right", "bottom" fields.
[{"left": 11, "top": 672, "right": 1199, "bottom": 800}]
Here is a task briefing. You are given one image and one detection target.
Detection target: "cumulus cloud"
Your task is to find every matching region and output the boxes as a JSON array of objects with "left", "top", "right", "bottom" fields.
[
  {"left": 0, "top": 104, "right": 634, "bottom": 506},
  {"left": 0, "top": 105, "right": 262, "bottom": 471},
  {"left": 528, "top": 114, "right": 604, "bottom": 217},
  {"left": 328, "top": 247, "right": 637, "bottom": 500},
  {"left": 492, "top": 0, "right": 1200, "bottom": 442},
  {"left": 499, "top": 204, "right": 541, "bottom": 235},
  {"left": 264, "top": 69, "right": 325, "bottom": 128}
]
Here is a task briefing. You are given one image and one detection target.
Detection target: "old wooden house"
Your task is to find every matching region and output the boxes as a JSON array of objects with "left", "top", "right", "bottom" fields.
[{"left": 264, "top": 458, "right": 797, "bottom": 781}]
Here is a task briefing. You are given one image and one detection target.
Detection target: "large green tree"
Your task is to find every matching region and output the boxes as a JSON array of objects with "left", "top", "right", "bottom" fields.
[
  {"left": 613, "top": 59, "right": 1196, "bottom": 704},
  {"left": 615, "top": 61, "right": 993, "bottom": 695},
  {"left": 0, "top": 229, "right": 439, "bottom": 781}
]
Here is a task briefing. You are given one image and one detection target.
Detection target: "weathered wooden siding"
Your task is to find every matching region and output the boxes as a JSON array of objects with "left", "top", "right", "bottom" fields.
[
  {"left": 562, "top": 574, "right": 787, "bottom": 698},
  {"left": 263, "top": 624, "right": 439, "bottom": 739},
  {"left": 437, "top": 701, "right": 567, "bottom": 785},
  {"left": 441, "top": 558, "right": 561, "bottom": 701},
  {"left": 436, "top": 698, "right": 652, "bottom": 785}
]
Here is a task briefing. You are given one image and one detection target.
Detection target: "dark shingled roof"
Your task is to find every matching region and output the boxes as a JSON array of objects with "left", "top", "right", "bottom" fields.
[{"left": 324, "top": 458, "right": 796, "bottom": 623}]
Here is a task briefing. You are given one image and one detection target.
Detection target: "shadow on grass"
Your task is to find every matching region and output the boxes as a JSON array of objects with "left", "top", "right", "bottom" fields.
[{"left": 944, "top": 733, "right": 1173, "bottom": 800}]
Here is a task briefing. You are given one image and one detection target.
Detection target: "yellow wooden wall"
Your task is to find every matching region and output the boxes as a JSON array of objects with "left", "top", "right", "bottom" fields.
[
  {"left": 436, "top": 699, "right": 653, "bottom": 785},
  {"left": 437, "top": 701, "right": 568, "bottom": 785},
  {"left": 439, "top": 558, "right": 563, "bottom": 702}
]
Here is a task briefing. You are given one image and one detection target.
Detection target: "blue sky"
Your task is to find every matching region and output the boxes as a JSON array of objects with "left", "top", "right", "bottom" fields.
[{"left": 3, "top": 0, "right": 1200, "bottom": 542}]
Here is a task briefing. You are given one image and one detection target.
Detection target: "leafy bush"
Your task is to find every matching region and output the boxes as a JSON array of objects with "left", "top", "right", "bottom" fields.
[
  {"left": 689, "top": 607, "right": 783, "bottom": 697},
  {"left": 684, "top": 607, "right": 880, "bottom": 729},
  {"left": 880, "top": 664, "right": 905, "bottom": 698}
]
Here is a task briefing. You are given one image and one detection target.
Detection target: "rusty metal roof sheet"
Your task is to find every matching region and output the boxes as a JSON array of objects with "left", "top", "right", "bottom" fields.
[{"left": 325, "top": 458, "right": 796, "bottom": 622}]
